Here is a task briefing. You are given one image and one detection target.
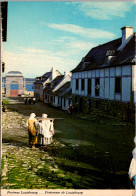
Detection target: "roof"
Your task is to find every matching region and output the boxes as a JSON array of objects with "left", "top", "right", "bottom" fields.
[
  {"left": 109, "top": 33, "right": 136, "bottom": 66},
  {"left": 62, "top": 89, "right": 72, "bottom": 99},
  {"left": 72, "top": 33, "right": 135, "bottom": 72},
  {"left": 42, "top": 72, "right": 51, "bottom": 78},
  {"left": 53, "top": 82, "right": 71, "bottom": 96},
  {"left": 7, "top": 71, "right": 22, "bottom": 74},
  {"left": 6, "top": 71, "right": 23, "bottom": 77},
  {"left": 34, "top": 72, "right": 51, "bottom": 84},
  {"left": 44, "top": 75, "right": 64, "bottom": 93},
  {"left": 25, "top": 78, "right": 35, "bottom": 82}
]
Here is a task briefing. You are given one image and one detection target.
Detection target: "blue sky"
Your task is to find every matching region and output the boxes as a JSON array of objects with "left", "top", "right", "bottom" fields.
[{"left": 3, "top": 1, "right": 136, "bottom": 78}]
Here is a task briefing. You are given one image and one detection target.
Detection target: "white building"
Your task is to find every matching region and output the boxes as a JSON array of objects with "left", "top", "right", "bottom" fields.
[
  {"left": 53, "top": 81, "right": 72, "bottom": 110},
  {"left": 43, "top": 72, "right": 72, "bottom": 107},
  {"left": 34, "top": 67, "right": 61, "bottom": 101},
  {"left": 71, "top": 26, "right": 136, "bottom": 121}
]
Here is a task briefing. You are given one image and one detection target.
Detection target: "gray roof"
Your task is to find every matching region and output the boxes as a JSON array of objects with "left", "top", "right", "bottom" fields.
[
  {"left": 34, "top": 72, "right": 51, "bottom": 84},
  {"left": 44, "top": 75, "right": 64, "bottom": 93},
  {"left": 53, "top": 82, "right": 71, "bottom": 96},
  {"left": 62, "top": 89, "right": 72, "bottom": 99},
  {"left": 25, "top": 78, "right": 35, "bottom": 82},
  {"left": 72, "top": 33, "right": 135, "bottom": 72},
  {"left": 6, "top": 71, "right": 23, "bottom": 77},
  {"left": 7, "top": 71, "right": 22, "bottom": 74}
]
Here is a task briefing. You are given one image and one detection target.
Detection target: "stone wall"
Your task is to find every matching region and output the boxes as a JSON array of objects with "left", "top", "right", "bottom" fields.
[
  {"left": 6, "top": 76, "right": 24, "bottom": 96},
  {"left": 72, "top": 95, "right": 135, "bottom": 122}
]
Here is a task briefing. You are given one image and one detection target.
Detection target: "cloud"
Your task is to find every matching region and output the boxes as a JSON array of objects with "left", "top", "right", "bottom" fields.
[
  {"left": 66, "top": 40, "right": 95, "bottom": 51},
  {"left": 74, "top": 2, "right": 133, "bottom": 20},
  {"left": 3, "top": 36, "right": 96, "bottom": 78},
  {"left": 48, "top": 23, "right": 115, "bottom": 39},
  {"left": 3, "top": 48, "right": 78, "bottom": 78},
  {"left": 3, "top": 33, "right": 101, "bottom": 78},
  {"left": 51, "top": 36, "right": 95, "bottom": 53}
]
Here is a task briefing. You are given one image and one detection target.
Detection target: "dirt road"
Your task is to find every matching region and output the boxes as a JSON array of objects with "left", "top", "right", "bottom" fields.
[{"left": 2, "top": 97, "right": 135, "bottom": 189}]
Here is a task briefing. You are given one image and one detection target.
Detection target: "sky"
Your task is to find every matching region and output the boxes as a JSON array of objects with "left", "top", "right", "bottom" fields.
[{"left": 2, "top": 1, "right": 136, "bottom": 78}]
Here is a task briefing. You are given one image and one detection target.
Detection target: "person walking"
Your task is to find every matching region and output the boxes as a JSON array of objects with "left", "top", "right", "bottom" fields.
[
  {"left": 26, "top": 113, "right": 37, "bottom": 148},
  {"left": 32, "top": 97, "right": 36, "bottom": 104},
  {"left": 28, "top": 98, "right": 32, "bottom": 105},
  {"left": 38, "top": 114, "right": 54, "bottom": 146},
  {"left": 68, "top": 104, "right": 73, "bottom": 115}
]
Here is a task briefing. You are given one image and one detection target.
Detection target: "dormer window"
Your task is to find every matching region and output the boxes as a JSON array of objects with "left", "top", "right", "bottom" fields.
[{"left": 106, "top": 50, "right": 116, "bottom": 64}]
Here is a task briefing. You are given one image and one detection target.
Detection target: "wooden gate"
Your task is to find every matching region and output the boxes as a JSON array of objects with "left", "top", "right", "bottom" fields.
[{"left": 10, "top": 90, "right": 19, "bottom": 96}]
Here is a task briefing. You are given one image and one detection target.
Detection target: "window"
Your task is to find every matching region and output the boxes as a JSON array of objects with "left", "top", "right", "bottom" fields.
[
  {"left": 58, "top": 97, "right": 60, "bottom": 105},
  {"left": 95, "top": 78, "right": 100, "bottom": 96},
  {"left": 76, "top": 79, "right": 79, "bottom": 90},
  {"left": 88, "top": 79, "right": 91, "bottom": 95},
  {"left": 81, "top": 79, "right": 85, "bottom": 91},
  {"left": 45, "top": 94, "right": 47, "bottom": 100},
  {"left": 115, "top": 77, "right": 121, "bottom": 93}
]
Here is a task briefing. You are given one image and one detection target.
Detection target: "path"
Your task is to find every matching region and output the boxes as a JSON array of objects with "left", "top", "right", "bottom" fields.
[{"left": 1, "top": 97, "right": 135, "bottom": 189}]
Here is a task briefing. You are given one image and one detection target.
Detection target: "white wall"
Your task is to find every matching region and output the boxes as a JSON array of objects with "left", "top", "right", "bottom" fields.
[
  {"left": 105, "top": 78, "right": 110, "bottom": 99},
  {"left": 55, "top": 96, "right": 58, "bottom": 106},
  {"left": 62, "top": 98, "right": 69, "bottom": 110},
  {"left": 72, "top": 65, "right": 132, "bottom": 103},
  {"left": 109, "top": 78, "right": 114, "bottom": 100},
  {"left": 122, "top": 77, "right": 131, "bottom": 102}
]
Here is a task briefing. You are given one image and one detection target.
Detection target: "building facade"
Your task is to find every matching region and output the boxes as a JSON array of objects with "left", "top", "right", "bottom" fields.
[
  {"left": 4, "top": 71, "right": 35, "bottom": 97},
  {"left": 71, "top": 27, "right": 136, "bottom": 121},
  {"left": 43, "top": 72, "right": 72, "bottom": 108},
  {"left": 53, "top": 81, "right": 72, "bottom": 110},
  {"left": 5, "top": 71, "right": 24, "bottom": 96},
  {"left": 34, "top": 67, "right": 61, "bottom": 101}
]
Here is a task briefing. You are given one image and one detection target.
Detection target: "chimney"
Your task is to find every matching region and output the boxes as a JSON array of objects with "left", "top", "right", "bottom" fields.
[
  {"left": 121, "top": 26, "right": 133, "bottom": 44},
  {"left": 51, "top": 67, "right": 56, "bottom": 81}
]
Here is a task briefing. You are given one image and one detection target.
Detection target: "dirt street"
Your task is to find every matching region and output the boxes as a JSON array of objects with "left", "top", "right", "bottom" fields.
[{"left": 1, "top": 97, "right": 135, "bottom": 189}]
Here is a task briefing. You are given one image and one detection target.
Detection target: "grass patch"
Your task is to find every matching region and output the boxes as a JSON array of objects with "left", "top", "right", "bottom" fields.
[
  {"left": 3, "top": 99, "right": 9, "bottom": 105},
  {"left": 1, "top": 156, "right": 4, "bottom": 171}
]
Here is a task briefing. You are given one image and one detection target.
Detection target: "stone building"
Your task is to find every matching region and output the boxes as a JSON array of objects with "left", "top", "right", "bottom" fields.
[
  {"left": 4, "top": 71, "right": 35, "bottom": 97},
  {"left": 5, "top": 71, "right": 24, "bottom": 96},
  {"left": 71, "top": 26, "right": 136, "bottom": 121}
]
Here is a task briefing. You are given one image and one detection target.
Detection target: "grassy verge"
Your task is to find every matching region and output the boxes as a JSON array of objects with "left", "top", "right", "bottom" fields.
[
  {"left": 1, "top": 156, "right": 4, "bottom": 171},
  {"left": 2, "top": 99, "right": 9, "bottom": 105},
  {"left": 1, "top": 146, "right": 88, "bottom": 189}
]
